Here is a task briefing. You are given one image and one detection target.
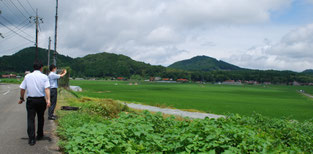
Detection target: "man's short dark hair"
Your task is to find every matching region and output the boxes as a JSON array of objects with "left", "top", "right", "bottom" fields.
[
  {"left": 33, "top": 61, "right": 43, "bottom": 70},
  {"left": 49, "top": 64, "right": 56, "bottom": 71}
]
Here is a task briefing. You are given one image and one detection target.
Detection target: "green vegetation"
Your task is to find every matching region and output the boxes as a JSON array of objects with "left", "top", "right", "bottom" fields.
[
  {"left": 1, "top": 47, "right": 313, "bottom": 84},
  {"left": 168, "top": 55, "right": 242, "bottom": 71},
  {"left": 0, "top": 78, "right": 22, "bottom": 84},
  {"left": 71, "top": 80, "right": 313, "bottom": 121},
  {"left": 57, "top": 94, "right": 313, "bottom": 153},
  {"left": 0, "top": 47, "right": 73, "bottom": 73}
]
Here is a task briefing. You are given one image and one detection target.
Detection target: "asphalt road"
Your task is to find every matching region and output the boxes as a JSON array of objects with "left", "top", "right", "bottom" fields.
[{"left": 0, "top": 84, "right": 59, "bottom": 154}]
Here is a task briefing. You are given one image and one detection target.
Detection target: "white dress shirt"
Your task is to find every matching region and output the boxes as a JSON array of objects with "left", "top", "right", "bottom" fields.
[
  {"left": 48, "top": 71, "right": 60, "bottom": 88},
  {"left": 20, "top": 70, "right": 50, "bottom": 97}
]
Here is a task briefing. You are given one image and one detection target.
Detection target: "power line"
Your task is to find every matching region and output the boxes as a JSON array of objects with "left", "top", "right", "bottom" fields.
[
  {"left": 2, "top": 18, "right": 30, "bottom": 36},
  {"left": 7, "top": 0, "right": 29, "bottom": 20},
  {"left": 0, "top": 0, "right": 24, "bottom": 22},
  {"left": 1, "top": 20, "right": 32, "bottom": 41},
  {"left": 0, "top": 20, "right": 35, "bottom": 43},
  {"left": 0, "top": 15, "right": 33, "bottom": 38},
  {"left": 25, "top": 0, "right": 36, "bottom": 14},
  {"left": 16, "top": 0, "right": 32, "bottom": 16}
]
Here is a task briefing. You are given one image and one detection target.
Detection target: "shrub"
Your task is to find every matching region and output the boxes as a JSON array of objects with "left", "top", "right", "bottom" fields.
[{"left": 58, "top": 111, "right": 313, "bottom": 153}]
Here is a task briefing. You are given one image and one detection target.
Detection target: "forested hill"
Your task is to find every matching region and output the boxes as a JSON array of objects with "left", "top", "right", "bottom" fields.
[
  {"left": 302, "top": 69, "right": 313, "bottom": 74},
  {"left": 70, "top": 52, "right": 165, "bottom": 77},
  {"left": 168, "top": 56, "right": 242, "bottom": 71},
  {"left": 1, "top": 47, "right": 313, "bottom": 84},
  {"left": 0, "top": 47, "right": 73, "bottom": 73},
  {"left": 0, "top": 47, "right": 165, "bottom": 77}
]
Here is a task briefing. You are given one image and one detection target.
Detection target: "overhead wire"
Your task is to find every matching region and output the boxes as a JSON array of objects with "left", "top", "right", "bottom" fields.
[
  {"left": 25, "top": 0, "right": 36, "bottom": 14},
  {"left": 0, "top": 0, "right": 24, "bottom": 22},
  {"left": 7, "top": 0, "right": 29, "bottom": 20},
  {"left": 0, "top": 20, "right": 35, "bottom": 43},
  {"left": 16, "top": 0, "right": 33, "bottom": 17},
  {"left": 0, "top": 15, "right": 33, "bottom": 38},
  {"left": 2, "top": 20, "right": 32, "bottom": 40}
]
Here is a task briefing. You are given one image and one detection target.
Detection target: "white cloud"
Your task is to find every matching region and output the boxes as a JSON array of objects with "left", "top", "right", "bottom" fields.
[
  {"left": 226, "top": 24, "right": 313, "bottom": 72},
  {"left": 1, "top": 0, "right": 302, "bottom": 71}
]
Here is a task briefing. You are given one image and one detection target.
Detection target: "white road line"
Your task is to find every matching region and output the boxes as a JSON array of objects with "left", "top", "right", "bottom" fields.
[{"left": 3, "top": 90, "right": 10, "bottom": 95}]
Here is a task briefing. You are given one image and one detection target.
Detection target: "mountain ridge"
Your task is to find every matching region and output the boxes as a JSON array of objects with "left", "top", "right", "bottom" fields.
[{"left": 168, "top": 55, "right": 242, "bottom": 71}]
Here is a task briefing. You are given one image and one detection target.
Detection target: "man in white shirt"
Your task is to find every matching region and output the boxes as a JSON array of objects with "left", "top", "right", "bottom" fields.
[
  {"left": 48, "top": 64, "right": 67, "bottom": 120},
  {"left": 19, "top": 61, "right": 51, "bottom": 146}
]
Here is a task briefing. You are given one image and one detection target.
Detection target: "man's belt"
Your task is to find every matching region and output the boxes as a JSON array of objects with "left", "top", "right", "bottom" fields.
[{"left": 27, "top": 97, "right": 45, "bottom": 99}]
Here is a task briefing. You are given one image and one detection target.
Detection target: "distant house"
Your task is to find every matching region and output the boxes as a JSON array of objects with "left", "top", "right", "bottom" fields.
[
  {"left": 162, "top": 78, "right": 170, "bottom": 81},
  {"left": 117, "top": 77, "right": 125, "bottom": 80},
  {"left": 222, "top": 80, "right": 242, "bottom": 85},
  {"left": 1, "top": 74, "right": 17, "bottom": 78},
  {"left": 293, "top": 81, "right": 301, "bottom": 86},
  {"left": 263, "top": 82, "right": 271, "bottom": 85},
  {"left": 177, "top": 79, "right": 189, "bottom": 82},
  {"left": 245, "top": 80, "right": 259, "bottom": 85},
  {"left": 150, "top": 77, "right": 162, "bottom": 81}
]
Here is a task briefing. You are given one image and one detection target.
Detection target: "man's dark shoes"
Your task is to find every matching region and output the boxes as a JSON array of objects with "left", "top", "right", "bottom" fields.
[
  {"left": 28, "top": 139, "right": 36, "bottom": 146},
  {"left": 48, "top": 116, "right": 56, "bottom": 120},
  {"left": 36, "top": 135, "right": 44, "bottom": 140}
]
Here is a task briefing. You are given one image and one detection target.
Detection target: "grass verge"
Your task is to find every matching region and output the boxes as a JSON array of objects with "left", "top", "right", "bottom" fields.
[{"left": 56, "top": 89, "right": 313, "bottom": 153}]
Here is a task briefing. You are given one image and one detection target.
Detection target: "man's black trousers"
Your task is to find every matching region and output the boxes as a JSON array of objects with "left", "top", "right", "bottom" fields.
[
  {"left": 48, "top": 88, "right": 57, "bottom": 118},
  {"left": 26, "top": 97, "right": 46, "bottom": 140}
]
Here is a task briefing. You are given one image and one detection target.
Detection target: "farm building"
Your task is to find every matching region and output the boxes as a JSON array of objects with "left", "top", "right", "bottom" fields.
[
  {"left": 177, "top": 79, "right": 189, "bottom": 82},
  {"left": 1, "top": 74, "right": 17, "bottom": 78},
  {"left": 292, "top": 81, "right": 301, "bottom": 86},
  {"left": 150, "top": 77, "right": 162, "bottom": 81},
  {"left": 244, "top": 81, "right": 259, "bottom": 85},
  {"left": 222, "top": 80, "right": 242, "bottom": 85},
  {"left": 117, "top": 77, "right": 126, "bottom": 80}
]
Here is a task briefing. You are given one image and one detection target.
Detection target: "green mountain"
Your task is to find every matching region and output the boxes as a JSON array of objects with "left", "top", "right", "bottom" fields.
[
  {"left": 0, "top": 47, "right": 73, "bottom": 73},
  {"left": 302, "top": 69, "right": 313, "bottom": 74},
  {"left": 168, "top": 56, "right": 242, "bottom": 71},
  {"left": 70, "top": 52, "right": 165, "bottom": 77},
  {"left": 0, "top": 47, "right": 165, "bottom": 77}
]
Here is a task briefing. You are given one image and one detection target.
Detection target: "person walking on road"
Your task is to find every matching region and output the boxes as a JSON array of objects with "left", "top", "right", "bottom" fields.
[
  {"left": 48, "top": 64, "right": 67, "bottom": 120},
  {"left": 19, "top": 61, "right": 51, "bottom": 146}
]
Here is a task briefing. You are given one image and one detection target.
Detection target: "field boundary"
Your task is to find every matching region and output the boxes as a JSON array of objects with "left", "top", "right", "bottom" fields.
[
  {"left": 126, "top": 103, "right": 225, "bottom": 119},
  {"left": 298, "top": 90, "right": 313, "bottom": 99}
]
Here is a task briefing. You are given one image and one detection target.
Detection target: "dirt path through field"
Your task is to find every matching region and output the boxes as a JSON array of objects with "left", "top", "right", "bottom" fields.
[
  {"left": 126, "top": 103, "right": 225, "bottom": 119},
  {"left": 301, "top": 92, "right": 313, "bottom": 99}
]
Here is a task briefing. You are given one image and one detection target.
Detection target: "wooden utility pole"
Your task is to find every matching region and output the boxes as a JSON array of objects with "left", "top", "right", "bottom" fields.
[
  {"left": 48, "top": 37, "right": 51, "bottom": 67},
  {"left": 30, "top": 9, "right": 43, "bottom": 62},
  {"left": 53, "top": 0, "right": 58, "bottom": 65},
  {"left": 0, "top": 10, "right": 3, "bottom": 38},
  {"left": 35, "top": 9, "right": 39, "bottom": 61}
]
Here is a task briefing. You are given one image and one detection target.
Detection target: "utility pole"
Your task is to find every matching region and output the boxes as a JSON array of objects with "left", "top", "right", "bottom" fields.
[
  {"left": 48, "top": 37, "right": 51, "bottom": 67},
  {"left": 0, "top": 10, "right": 2, "bottom": 38},
  {"left": 53, "top": 0, "right": 59, "bottom": 66},
  {"left": 30, "top": 9, "right": 43, "bottom": 62},
  {"left": 35, "top": 9, "right": 39, "bottom": 62}
]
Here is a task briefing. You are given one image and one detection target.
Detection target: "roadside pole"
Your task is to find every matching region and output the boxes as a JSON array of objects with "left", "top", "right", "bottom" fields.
[{"left": 48, "top": 37, "right": 51, "bottom": 67}]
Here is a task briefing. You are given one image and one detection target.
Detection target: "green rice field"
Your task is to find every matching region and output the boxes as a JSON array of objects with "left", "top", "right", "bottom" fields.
[{"left": 70, "top": 80, "right": 313, "bottom": 121}]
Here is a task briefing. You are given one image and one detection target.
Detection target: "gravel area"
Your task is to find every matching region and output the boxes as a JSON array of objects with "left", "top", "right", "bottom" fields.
[{"left": 126, "top": 103, "right": 225, "bottom": 119}]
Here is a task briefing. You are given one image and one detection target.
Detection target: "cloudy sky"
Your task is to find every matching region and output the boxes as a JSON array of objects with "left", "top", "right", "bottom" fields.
[{"left": 1, "top": 0, "right": 313, "bottom": 72}]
